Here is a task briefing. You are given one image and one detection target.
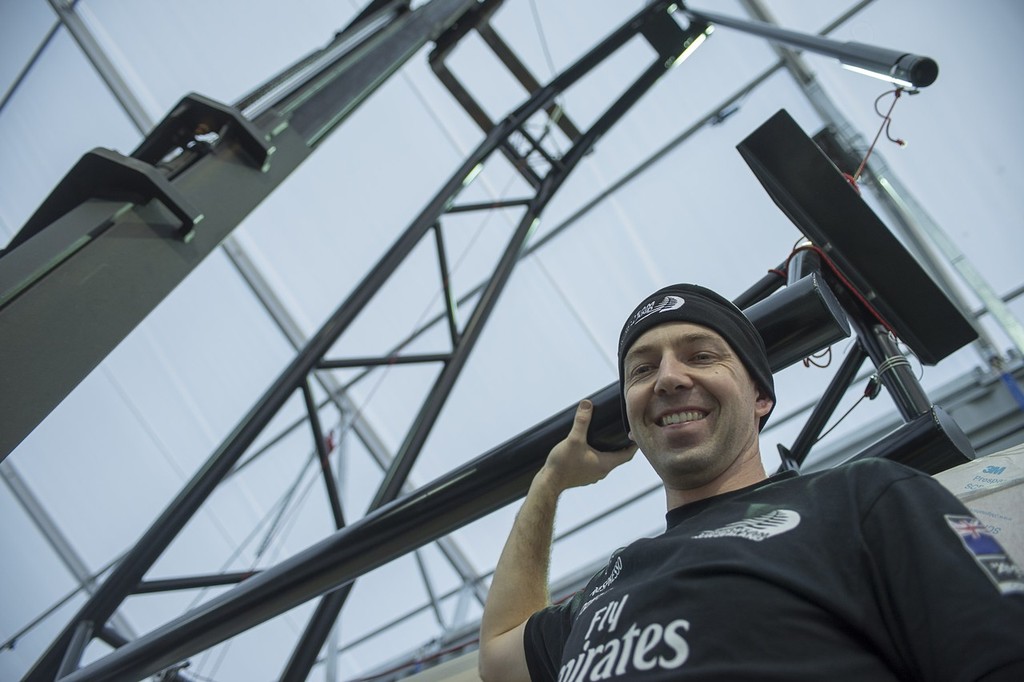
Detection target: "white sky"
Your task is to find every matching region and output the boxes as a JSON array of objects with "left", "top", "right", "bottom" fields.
[{"left": 1, "top": 0, "right": 1023, "bottom": 679}]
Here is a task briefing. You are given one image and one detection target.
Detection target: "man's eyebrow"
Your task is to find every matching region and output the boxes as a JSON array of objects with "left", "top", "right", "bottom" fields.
[
  {"left": 624, "top": 343, "right": 657, "bottom": 364},
  {"left": 686, "top": 332, "right": 731, "bottom": 351},
  {"left": 624, "top": 331, "right": 728, "bottom": 363}
]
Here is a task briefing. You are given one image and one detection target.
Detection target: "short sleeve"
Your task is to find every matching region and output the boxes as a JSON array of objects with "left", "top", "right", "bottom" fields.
[
  {"left": 860, "top": 463, "right": 1024, "bottom": 680},
  {"left": 523, "top": 595, "right": 578, "bottom": 682}
]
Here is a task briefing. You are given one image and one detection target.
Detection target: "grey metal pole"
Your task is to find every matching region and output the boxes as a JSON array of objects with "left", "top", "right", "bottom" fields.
[
  {"left": 737, "top": 0, "right": 1024, "bottom": 366},
  {"left": 683, "top": 4, "right": 937, "bottom": 88}
]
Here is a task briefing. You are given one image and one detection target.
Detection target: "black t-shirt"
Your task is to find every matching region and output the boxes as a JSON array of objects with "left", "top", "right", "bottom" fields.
[{"left": 524, "top": 458, "right": 1024, "bottom": 681}]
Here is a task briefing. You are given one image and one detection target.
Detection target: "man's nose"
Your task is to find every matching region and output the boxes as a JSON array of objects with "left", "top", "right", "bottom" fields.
[{"left": 654, "top": 356, "right": 694, "bottom": 394}]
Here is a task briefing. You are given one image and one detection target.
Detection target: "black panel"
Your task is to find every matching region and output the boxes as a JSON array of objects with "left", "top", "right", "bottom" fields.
[{"left": 736, "top": 109, "right": 976, "bottom": 365}]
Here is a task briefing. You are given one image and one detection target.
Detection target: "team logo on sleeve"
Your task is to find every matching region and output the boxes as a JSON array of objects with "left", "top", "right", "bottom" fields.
[
  {"left": 590, "top": 556, "right": 624, "bottom": 597},
  {"left": 945, "top": 515, "right": 1024, "bottom": 595}
]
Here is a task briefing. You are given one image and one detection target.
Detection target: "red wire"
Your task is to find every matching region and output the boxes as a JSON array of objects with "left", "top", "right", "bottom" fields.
[
  {"left": 852, "top": 88, "right": 904, "bottom": 183},
  {"left": 784, "top": 243, "right": 899, "bottom": 339}
]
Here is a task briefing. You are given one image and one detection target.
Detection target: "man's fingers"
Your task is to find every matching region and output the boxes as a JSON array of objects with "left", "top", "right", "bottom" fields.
[{"left": 569, "top": 399, "right": 593, "bottom": 439}]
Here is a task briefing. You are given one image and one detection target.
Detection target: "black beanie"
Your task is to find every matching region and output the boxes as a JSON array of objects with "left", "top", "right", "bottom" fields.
[{"left": 617, "top": 283, "right": 776, "bottom": 431}]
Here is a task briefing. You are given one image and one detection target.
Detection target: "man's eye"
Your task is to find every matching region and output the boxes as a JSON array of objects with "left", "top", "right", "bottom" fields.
[
  {"left": 630, "top": 363, "right": 654, "bottom": 378},
  {"left": 692, "top": 352, "right": 715, "bottom": 363}
]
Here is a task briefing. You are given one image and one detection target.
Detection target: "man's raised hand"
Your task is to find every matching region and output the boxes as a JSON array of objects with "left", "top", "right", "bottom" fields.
[{"left": 539, "top": 399, "right": 637, "bottom": 493}]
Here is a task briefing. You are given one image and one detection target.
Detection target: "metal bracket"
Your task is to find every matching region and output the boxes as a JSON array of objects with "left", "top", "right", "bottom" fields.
[
  {"left": 13, "top": 147, "right": 205, "bottom": 245},
  {"left": 133, "top": 92, "right": 274, "bottom": 172}
]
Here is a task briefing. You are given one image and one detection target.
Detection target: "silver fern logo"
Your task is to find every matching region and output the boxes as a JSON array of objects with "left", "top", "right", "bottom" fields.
[
  {"left": 692, "top": 509, "right": 801, "bottom": 541},
  {"left": 626, "top": 295, "right": 685, "bottom": 333}
]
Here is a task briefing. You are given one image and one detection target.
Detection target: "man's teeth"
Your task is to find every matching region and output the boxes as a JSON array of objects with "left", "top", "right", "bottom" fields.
[{"left": 659, "top": 411, "right": 705, "bottom": 426}]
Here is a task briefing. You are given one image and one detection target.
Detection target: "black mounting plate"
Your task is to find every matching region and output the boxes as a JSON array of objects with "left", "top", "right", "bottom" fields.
[{"left": 737, "top": 109, "right": 976, "bottom": 365}]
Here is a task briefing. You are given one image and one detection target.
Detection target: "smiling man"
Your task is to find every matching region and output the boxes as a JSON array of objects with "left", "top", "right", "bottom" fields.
[
  {"left": 478, "top": 283, "right": 1024, "bottom": 682},
  {"left": 618, "top": 287, "right": 775, "bottom": 508}
]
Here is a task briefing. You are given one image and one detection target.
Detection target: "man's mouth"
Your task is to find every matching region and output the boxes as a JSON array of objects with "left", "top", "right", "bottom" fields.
[{"left": 657, "top": 410, "right": 707, "bottom": 427}]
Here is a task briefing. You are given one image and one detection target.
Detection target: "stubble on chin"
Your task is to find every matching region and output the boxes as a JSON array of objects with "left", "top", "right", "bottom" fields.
[{"left": 649, "top": 445, "right": 730, "bottom": 491}]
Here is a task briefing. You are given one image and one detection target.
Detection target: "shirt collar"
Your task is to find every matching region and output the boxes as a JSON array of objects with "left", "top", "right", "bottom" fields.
[{"left": 664, "top": 469, "right": 799, "bottom": 529}]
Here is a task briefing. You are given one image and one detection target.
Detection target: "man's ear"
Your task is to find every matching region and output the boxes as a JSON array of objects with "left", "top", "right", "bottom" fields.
[
  {"left": 627, "top": 430, "right": 635, "bottom": 443},
  {"left": 754, "top": 388, "right": 774, "bottom": 418}
]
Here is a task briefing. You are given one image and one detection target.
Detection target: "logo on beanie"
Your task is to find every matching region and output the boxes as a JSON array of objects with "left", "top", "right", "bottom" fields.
[{"left": 626, "top": 295, "right": 684, "bottom": 334}]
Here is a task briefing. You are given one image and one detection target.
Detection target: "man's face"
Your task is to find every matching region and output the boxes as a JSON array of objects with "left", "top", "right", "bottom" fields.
[{"left": 623, "top": 322, "right": 773, "bottom": 491}]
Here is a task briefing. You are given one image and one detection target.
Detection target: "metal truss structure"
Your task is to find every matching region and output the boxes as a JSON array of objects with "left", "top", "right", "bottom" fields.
[{"left": 1, "top": 1, "right": 1008, "bottom": 680}]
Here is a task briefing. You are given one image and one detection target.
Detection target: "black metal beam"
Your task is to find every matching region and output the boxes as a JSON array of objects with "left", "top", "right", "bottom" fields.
[
  {"left": 54, "top": 621, "right": 91, "bottom": 679},
  {"left": 744, "top": 273, "right": 850, "bottom": 373},
  {"left": 432, "top": 222, "right": 461, "bottom": 347},
  {"left": 0, "top": 0, "right": 477, "bottom": 464},
  {"left": 51, "top": 271, "right": 849, "bottom": 682},
  {"left": 54, "top": 387, "right": 575, "bottom": 682},
  {"left": 26, "top": 5, "right": 709, "bottom": 679},
  {"left": 279, "top": 586, "right": 353, "bottom": 682},
  {"left": 18, "top": 3, "right": 479, "bottom": 678},
  {"left": 850, "top": 316, "right": 932, "bottom": 421},
  {"left": 133, "top": 572, "right": 258, "bottom": 595},
  {"left": 368, "top": 0, "right": 707, "bottom": 510},
  {"left": 0, "top": 123, "right": 307, "bottom": 465},
  {"left": 783, "top": 340, "right": 868, "bottom": 467},
  {"left": 282, "top": 5, "right": 711, "bottom": 677},
  {"left": 732, "top": 264, "right": 786, "bottom": 309},
  {"left": 12, "top": 5, "right": 967, "bottom": 679},
  {"left": 681, "top": 5, "right": 938, "bottom": 88},
  {"left": 25, "top": 4, "right": 705, "bottom": 678},
  {"left": 845, "top": 406, "right": 974, "bottom": 474},
  {"left": 317, "top": 353, "right": 452, "bottom": 369},
  {"left": 736, "top": 108, "right": 977, "bottom": 365},
  {"left": 303, "top": 380, "right": 345, "bottom": 530},
  {"left": 333, "top": 3, "right": 885, "bottom": 401}
]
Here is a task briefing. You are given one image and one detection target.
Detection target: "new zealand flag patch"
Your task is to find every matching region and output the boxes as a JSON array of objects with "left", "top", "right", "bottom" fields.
[{"left": 945, "top": 515, "right": 1024, "bottom": 595}]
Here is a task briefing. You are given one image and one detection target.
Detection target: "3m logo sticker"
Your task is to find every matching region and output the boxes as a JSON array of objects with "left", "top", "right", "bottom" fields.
[
  {"left": 692, "top": 509, "right": 800, "bottom": 542},
  {"left": 945, "top": 514, "right": 1024, "bottom": 595}
]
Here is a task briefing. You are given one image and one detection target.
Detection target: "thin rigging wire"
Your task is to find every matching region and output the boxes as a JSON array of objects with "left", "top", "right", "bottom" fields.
[
  {"left": 528, "top": 0, "right": 558, "bottom": 77},
  {"left": 0, "top": 21, "right": 60, "bottom": 117},
  {"left": 186, "top": 454, "right": 321, "bottom": 678},
  {"left": 333, "top": 169, "right": 523, "bottom": 440},
  {"left": 8, "top": 2, "right": 899, "bottom": 677},
  {"left": 531, "top": 253, "right": 617, "bottom": 372},
  {"left": 1, "top": 455, "right": 319, "bottom": 662},
  {"left": 524, "top": 0, "right": 566, "bottom": 154},
  {"left": 0, "top": 555, "right": 124, "bottom": 654}
]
